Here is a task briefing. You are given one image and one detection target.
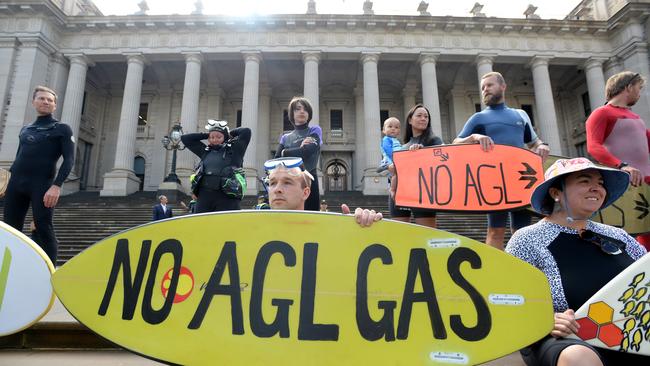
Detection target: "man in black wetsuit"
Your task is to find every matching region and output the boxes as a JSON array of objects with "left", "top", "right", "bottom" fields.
[{"left": 3, "top": 85, "right": 74, "bottom": 264}]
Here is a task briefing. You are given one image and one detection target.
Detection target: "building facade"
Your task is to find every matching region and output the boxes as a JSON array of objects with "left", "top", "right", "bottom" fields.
[{"left": 1, "top": 0, "right": 650, "bottom": 196}]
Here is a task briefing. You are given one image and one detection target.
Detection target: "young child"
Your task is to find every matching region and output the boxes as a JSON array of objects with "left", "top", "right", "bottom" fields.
[{"left": 378, "top": 117, "right": 402, "bottom": 173}]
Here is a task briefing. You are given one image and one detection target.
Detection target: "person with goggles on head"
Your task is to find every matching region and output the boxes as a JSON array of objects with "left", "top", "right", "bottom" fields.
[
  {"left": 264, "top": 157, "right": 382, "bottom": 227},
  {"left": 181, "top": 120, "right": 251, "bottom": 213},
  {"left": 275, "top": 97, "right": 322, "bottom": 211},
  {"left": 505, "top": 158, "right": 647, "bottom": 366}
]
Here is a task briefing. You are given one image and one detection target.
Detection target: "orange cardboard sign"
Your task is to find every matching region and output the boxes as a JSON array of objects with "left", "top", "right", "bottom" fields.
[{"left": 394, "top": 144, "right": 543, "bottom": 212}]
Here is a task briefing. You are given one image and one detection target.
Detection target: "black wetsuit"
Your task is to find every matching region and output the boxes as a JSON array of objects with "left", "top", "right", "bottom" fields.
[
  {"left": 275, "top": 124, "right": 322, "bottom": 211},
  {"left": 4, "top": 114, "right": 74, "bottom": 264},
  {"left": 181, "top": 128, "right": 251, "bottom": 213}
]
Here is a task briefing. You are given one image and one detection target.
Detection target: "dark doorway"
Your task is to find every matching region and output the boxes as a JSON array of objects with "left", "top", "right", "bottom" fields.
[
  {"left": 134, "top": 156, "right": 145, "bottom": 191},
  {"left": 325, "top": 160, "right": 347, "bottom": 192}
]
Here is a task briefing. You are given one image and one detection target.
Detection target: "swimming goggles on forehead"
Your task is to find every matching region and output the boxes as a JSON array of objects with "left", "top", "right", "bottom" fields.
[
  {"left": 264, "top": 157, "right": 314, "bottom": 180},
  {"left": 205, "top": 119, "right": 228, "bottom": 130},
  {"left": 579, "top": 230, "right": 624, "bottom": 255}
]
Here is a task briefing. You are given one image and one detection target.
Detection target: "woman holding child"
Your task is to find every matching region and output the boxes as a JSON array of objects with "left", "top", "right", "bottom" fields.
[
  {"left": 506, "top": 157, "right": 646, "bottom": 366},
  {"left": 388, "top": 104, "right": 444, "bottom": 228}
]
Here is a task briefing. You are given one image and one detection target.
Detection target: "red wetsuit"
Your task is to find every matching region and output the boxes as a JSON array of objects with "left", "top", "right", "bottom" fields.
[
  {"left": 586, "top": 104, "right": 650, "bottom": 249},
  {"left": 586, "top": 104, "right": 650, "bottom": 181}
]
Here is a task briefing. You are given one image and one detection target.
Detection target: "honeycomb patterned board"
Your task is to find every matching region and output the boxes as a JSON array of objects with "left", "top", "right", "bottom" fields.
[{"left": 571, "top": 255, "right": 650, "bottom": 355}]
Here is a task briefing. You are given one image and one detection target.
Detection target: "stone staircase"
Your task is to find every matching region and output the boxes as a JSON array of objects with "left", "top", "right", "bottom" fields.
[{"left": 0, "top": 190, "right": 530, "bottom": 266}]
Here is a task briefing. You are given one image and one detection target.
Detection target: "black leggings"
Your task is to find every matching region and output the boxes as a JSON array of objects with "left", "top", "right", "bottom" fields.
[
  {"left": 304, "top": 170, "right": 320, "bottom": 211},
  {"left": 3, "top": 178, "right": 58, "bottom": 264},
  {"left": 195, "top": 187, "right": 241, "bottom": 213}
]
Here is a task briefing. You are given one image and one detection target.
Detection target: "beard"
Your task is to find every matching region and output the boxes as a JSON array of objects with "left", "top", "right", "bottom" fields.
[
  {"left": 483, "top": 90, "right": 503, "bottom": 106},
  {"left": 627, "top": 96, "right": 639, "bottom": 107}
]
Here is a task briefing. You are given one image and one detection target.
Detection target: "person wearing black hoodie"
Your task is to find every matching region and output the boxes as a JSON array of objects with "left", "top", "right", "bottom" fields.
[
  {"left": 274, "top": 96, "right": 322, "bottom": 211},
  {"left": 3, "top": 86, "right": 74, "bottom": 264},
  {"left": 181, "top": 120, "right": 251, "bottom": 213}
]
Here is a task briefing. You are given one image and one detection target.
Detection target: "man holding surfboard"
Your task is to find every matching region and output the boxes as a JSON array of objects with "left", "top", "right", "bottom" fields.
[
  {"left": 264, "top": 157, "right": 382, "bottom": 226},
  {"left": 586, "top": 71, "right": 650, "bottom": 250},
  {"left": 453, "top": 72, "right": 550, "bottom": 250}
]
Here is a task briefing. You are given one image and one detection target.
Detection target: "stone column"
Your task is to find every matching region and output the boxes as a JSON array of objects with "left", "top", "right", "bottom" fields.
[
  {"left": 353, "top": 85, "right": 365, "bottom": 190},
  {"left": 100, "top": 54, "right": 146, "bottom": 196},
  {"left": 206, "top": 87, "right": 224, "bottom": 120},
  {"left": 302, "top": 51, "right": 320, "bottom": 126},
  {"left": 257, "top": 84, "right": 271, "bottom": 179},
  {"left": 476, "top": 54, "right": 495, "bottom": 108},
  {"left": 0, "top": 38, "right": 19, "bottom": 142},
  {"left": 58, "top": 54, "right": 92, "bottom": 194},
  {"left": 623, "top": 47, "right": 650, "bottom": 123},
  {"left": 402, "top": 85, "right": 417, "bottom": 120},
  {"left": 419, "top": 52, "right": 442, "bottom": 136},
  {"left": 60, "top": 54, "right": 92, "bottom": 141},
  {"left": 617, "top": 19, "right": 650, "bottom": 124},
  {"left": 604, "top": 57, "right": 624, "bottom": 80},
  {"left": 48, "top": 53, "right": 69, "bottom": 120},
  {"left": 450, "top": 88, "right": 469, "bottom": 135},
  {"left": 176, "top": 52, "right": 203, "bottom": 188},
  {"left": 0, "top": 38, "right": 52, "bottom": 164},
  {"left": 530, "top": 56, "right": 562, "bottom": 154},
  {"left": 361, "top": 52, "right": 383, "bottom": 194},
  {"left": 584, "top": 58, "right": 607, "bottom": 112},
  {"left": 151, "top": 89, "right": 173, "bottom": 189},
  {"left": 241, "top": 51, "right": 262, "bottom": 193}
]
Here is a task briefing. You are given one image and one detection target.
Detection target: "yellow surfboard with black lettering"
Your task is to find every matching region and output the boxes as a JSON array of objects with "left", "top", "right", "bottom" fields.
[{"left": 52, "top": 211, "right": 553, "bottom": 365}]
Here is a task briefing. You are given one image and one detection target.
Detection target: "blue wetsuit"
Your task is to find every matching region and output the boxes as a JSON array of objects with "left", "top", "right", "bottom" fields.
[
  {"left": 457, "top": 103, "right": 538, "bottom": 147},
  {"left": 4, "top": 114, "right": 74, "bottom": 264},
  {"left": 457, "top": 103, "right": 538, "bottom": 229}
]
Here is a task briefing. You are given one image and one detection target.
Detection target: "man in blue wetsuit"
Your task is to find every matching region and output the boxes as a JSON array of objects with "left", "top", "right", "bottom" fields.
[
  {"left": 453, "top": 72, "right": 550, "bottom": 250},
  {"left": 3, "top": 86, "right": 74, "bottom": 264}
]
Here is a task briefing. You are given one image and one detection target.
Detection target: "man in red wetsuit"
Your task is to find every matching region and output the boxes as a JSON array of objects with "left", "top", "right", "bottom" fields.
[{"left": 586, "top": 71, "right": 650, "bottom": 249}]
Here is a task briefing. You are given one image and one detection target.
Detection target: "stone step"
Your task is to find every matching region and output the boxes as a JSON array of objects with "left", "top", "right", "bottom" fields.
[{"left": 0, "top": 298, "right": 524, "bottom": 365}]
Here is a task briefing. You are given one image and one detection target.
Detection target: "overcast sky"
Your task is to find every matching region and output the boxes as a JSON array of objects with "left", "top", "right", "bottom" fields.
[{"left": 92, "top": 0, "right": 581, "bottom": 20}]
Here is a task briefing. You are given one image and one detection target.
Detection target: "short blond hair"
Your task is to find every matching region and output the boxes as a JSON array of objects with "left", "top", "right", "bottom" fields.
[
  {"left": 383, "top": 117, "right": 400, "bottom": 127},
  {"left": 481, "top": 71, "right": 506, "bottom": 85},
  {"left": 606, "top": 71, "right": 645, "bottom": 101},
  {"left": 32, "top": 85, "right": 57, "bottom": 102},
  {"left": 269, "top": 167, "right": 313, "bottom": 189}
]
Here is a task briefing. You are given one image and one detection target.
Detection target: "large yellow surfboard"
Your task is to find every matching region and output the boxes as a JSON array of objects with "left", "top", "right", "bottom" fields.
[{"left": 52, "top": 211, "right": 553, "bottom": 365}]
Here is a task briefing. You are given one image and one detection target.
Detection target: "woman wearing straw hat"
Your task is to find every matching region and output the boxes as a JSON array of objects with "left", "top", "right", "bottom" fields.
[{"left": 506, "top": 157, "right": 647, "bottom": 365}]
